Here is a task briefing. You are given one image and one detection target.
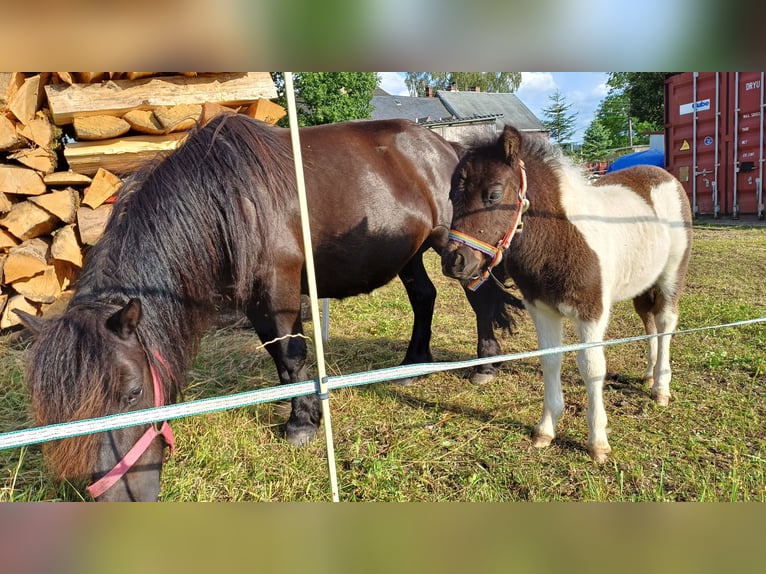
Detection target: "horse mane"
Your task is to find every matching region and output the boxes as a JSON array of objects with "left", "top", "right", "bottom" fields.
[{"left": 27, "top": 114, "right": 297, "bottom": 479}]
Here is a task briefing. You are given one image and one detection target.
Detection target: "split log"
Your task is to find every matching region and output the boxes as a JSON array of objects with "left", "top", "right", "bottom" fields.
[
  {"left": 0, "top": 200, "right": 59, "bottom": 241},
  {"left": 0, "top": 73, "right": 25, "bottom": 111},
  {"left": 63, "top": 132, "right": 186, "bottom": 176},
  {"left": 73, "top": 115, "right": 131, "bottom": 140},
  {"left": 12, "top": 265, "right": 61, "bottom": 304},
  {"left": 74, "top": 72, "right": 108, "bottom": 84},
  {"left": 153, "top": 104, "right": 202, "bottom": 132},
  {"left": 0, "top": 294, "right": 37, "bottom": 329},
  {"left": 82, "top": 168, "right": 122, "bottom": 208},
  {"left": 246, "top": 98, "right": 286, "bottom": 125},
  {"left": 199, "top": 102, "right": 237, "bottom": 126},
  {"left": 0, "top": 165, "right": 47, "bottom": 196},
  {"left": 17, "top": 111, "right": 55, "bottom": 149},
  {"left": 3, "top": 238, "right": 50, "bottom": 283},
  {"left": 0, "top": 192, "right": 11, "bottom": 214},
  {"left": 7, "top": 147, "right": 57, "bottom": 174},
  {"left": 51, "top": 224, "right": 83, "bottom": 267},
  {"left": 43, "top": 171, "right": 92, "bottom": 187},
  {"left": 0, "top": 113, "right": 23, "bottom": 151},
  {"left": 0, "top": 228, "right": 18, "bottom": 250},
  {"left": 45, "top": 72, "right": 277, "bottom": 125},
  {"left": 0, "top": 164, "right": 48, "bottom": 196},
  {"left": 77, "top": 203, "right": 113, "bottom": 245},
  {"left": 8, "top": 74, "right": 40, "bottom": 124},
  {"left": 122, "top": 109, "right": 165, "bottom": 134},
  {"left": 29, "top": 187, "right": 80, "bottom": 223}
]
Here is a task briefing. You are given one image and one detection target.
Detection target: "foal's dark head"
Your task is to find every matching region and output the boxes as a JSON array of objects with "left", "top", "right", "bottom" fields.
[
  {"left": 18, "top": 299, "right": 172, "bottom": 501},
  {"left": 442, "top": 125, "right": 530, "bottom": 283}
]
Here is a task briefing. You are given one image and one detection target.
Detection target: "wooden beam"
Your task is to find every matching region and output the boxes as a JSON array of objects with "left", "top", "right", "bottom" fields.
[
  {"left": 45, "top": 72, "right": 277, "bottom": 125},
  {"left": 63, "top": 132, "right": 186, "bottom": 176}
]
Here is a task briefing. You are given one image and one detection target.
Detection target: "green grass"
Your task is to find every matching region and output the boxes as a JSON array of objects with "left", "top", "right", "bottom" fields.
[{"left": 1, "top": 225, "right": 765, "bottom": 501}]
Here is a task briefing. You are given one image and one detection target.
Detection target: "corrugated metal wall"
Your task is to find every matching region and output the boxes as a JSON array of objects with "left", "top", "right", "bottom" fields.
[{"left": 665, "top": 72, "right": 764, "bottom": 219}]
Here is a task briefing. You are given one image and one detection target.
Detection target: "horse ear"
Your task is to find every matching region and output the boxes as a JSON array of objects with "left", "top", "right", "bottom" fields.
[
  {"left": 13, "top": 310, "right": 47, "bottom": 336},
  {"left": 106, "top": 298, "right": 142, "bottom": 339},
  {"left": 501, "top": 125, "right": 522, "bottom": 166}
]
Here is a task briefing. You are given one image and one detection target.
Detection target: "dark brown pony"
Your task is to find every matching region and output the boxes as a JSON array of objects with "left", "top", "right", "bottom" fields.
[
  {"left": 19, "top": 115, "right": 459, "bottom": 500},
  {"left": 442, "top": 126, "right": 692, "bottom": 462}
]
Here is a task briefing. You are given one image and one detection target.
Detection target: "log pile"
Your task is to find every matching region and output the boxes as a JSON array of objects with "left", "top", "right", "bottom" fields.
[{"left": 0, "top": 72, "right": 281, "bottom": 328}]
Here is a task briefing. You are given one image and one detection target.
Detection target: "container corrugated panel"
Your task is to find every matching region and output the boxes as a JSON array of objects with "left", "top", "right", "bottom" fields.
[
  {"left": 730, "top": 72, "right": 765, "bottom": 218},
  {"left": 665, "top": 72, "right": 728, "bottom": 216},
  {"left": 665, "top": 72, "right": 764, "bottom": 219}
]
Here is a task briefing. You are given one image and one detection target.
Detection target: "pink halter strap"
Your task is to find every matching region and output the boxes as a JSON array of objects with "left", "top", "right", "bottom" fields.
[{"left": 86, "top": 351, "right": 175, "bottom": 499}]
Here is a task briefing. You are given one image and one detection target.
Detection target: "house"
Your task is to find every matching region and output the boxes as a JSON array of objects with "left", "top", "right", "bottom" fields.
[{"left": 372, "top": 87, "right": 544, "bottom": 144}]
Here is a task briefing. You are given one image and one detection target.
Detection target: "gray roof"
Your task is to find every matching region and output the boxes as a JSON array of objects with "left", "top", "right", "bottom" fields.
[
  {"left": 371, "top": 90, "right": 544, "bottom": 132},
  {"left": 436, "top": 90, "right": 545, "bottom": 131},
  {"left": 371, "top": 95, "right": 454, "bottom": 123}
]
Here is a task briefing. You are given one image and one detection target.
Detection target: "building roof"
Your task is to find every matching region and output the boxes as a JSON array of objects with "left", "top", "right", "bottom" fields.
[
  {"left": 371, "top": 94, "right": 454, "bottom": 124},
  {"left": 371, "top": 90, "right": 544, "bottom": 132},
  {"left": 436, "top": 90, "right": 545, "bottom": 131}
]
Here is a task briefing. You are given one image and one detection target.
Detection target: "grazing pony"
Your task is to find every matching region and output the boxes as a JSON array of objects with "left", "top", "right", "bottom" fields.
[
  {"left": 19, "top": 115, "right": 459, "bottom": 500},
  {"left": 442, "top": 126, "right": 692, "bottom": 462}
]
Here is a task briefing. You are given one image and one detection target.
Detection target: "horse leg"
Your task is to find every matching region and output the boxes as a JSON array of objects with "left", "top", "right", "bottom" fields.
[
  {"left": 246, "top": 301, "right": 322, "bottom": 447},
  {"left": 575, "top": 316, "right": 611, "bottom": 463},
  {"left": 527, "top": 304, "right": 565, "bottom": 448},
  {"left": 649, "top": 291, "right": 679, "bottom": 407},
  {"left": 464, "top": 285, "right": 504, "bottom": 385},
  {"left": 392, "top": 252, "right": 436, "bottom": 386},
  {"left": 633, "top": 290, "right": 659, "bottom": 392},
  {"left": 633, "top": 288, "right": 677, "bottom": 406}
]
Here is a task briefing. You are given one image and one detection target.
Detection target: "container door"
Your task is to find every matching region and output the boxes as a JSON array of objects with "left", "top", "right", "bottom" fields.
[
  {"left": 731, "top": 72, "right": 765, "bottom": 219},
  {"left": 665, "top": 72, "right": 727, "bottom": 217}
]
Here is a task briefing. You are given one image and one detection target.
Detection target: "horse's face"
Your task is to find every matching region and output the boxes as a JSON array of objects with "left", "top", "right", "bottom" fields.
[
  {"left": 18, "top": 299, "right": 169, "bottom": 502},
  {"left": 442, "top": 126, "right": 525, "bottom": 282}
]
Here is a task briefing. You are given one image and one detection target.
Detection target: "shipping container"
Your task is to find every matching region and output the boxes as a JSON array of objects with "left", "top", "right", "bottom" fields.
[{"left": 665, "top": 72, "right": 764, "bottom": 219}]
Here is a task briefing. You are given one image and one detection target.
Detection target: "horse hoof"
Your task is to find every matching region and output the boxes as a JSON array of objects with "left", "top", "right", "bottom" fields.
[
  {"left": 652, "top": 391, "right": 671, "bottom": 407},
  {"left": 532, "top": 434, "right": 553, "bottom": 448},
  {"left": 588, "top": 446, "right": 611, "bottom": 464},
  {"left": 470, "top": 372, "right": 496, "bottom": 385},
  {"left": 286, "top": 427, "right": 317, "bottom": 447}
]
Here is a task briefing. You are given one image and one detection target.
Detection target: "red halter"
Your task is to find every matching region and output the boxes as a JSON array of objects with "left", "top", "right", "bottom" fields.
[
  {"left": 448, "top": 160, "right": 529, "bottom": 291},
  {"left": 86, "top": 350, "right": 175, "bottom": 499}
]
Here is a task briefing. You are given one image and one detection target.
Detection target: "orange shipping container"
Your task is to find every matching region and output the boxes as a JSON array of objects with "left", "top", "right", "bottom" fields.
[{"left": 665, "top": 72, "right": 764, "bottom": 219}]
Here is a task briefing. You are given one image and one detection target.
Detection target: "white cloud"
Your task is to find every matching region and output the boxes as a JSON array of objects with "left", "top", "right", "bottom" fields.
[
  {"left": 378, "top": 72, "right": 409, "bottom": 96},
  {"left": 519, "top": 72, "right": 557, "bottom": 92}
]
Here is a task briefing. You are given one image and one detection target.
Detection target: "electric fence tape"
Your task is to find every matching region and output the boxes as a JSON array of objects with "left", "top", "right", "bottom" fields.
[{"left": 1, "top": 316, "right": 764, "bottom": 451}]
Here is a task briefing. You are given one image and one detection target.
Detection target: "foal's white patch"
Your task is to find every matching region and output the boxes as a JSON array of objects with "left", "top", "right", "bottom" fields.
[{"left": 555, "top": 165, "right": 689, "bottom": 305}]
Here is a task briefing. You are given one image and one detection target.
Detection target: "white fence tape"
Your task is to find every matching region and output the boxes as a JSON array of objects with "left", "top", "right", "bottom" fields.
[{"left": 2, "top": 316, "right": 764, "bottom": 452}]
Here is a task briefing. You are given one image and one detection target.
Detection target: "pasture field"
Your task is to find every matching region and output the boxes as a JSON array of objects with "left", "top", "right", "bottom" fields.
[{"left": 1, "top": 224, "right": 765, "bottom": 501}]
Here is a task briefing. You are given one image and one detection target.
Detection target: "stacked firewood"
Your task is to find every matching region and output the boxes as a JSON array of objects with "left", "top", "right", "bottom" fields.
[{"left": 0, "top": 72, "right": 282, "bottom": 328}]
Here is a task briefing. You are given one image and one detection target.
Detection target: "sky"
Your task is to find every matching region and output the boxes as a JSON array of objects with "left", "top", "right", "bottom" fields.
[{"left": 378, "top": 72, "right": 610, "bottom": 144}]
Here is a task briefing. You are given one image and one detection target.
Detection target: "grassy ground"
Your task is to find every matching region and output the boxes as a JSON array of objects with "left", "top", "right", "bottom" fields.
[{"left": 1, "top": 225, "right": 765, "bottom": 501}]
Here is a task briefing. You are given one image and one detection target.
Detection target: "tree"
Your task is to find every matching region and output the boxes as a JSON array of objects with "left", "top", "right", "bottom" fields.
[
  {"left": 271, "top": 73, "right": 379, "bottom": 126},
  {"left": 404, "top": 72, "right": 521, "bottom": 97},
  {"left": 607, "top": 72, "right": 665, "bottom": 130},
  {"left": 581, "top": 120, "right": 612, "bottom": 161},
  {"left": 541, "top": 89, "right": 578, "bottom": 147},
  {"left": 593, "top": 91, "right": 632, "bottom": 149}
]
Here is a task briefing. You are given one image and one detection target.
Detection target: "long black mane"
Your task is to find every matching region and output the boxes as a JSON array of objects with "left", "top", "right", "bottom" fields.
[{"left": 72, "top": 114, "right": 296, "bottom": 398}]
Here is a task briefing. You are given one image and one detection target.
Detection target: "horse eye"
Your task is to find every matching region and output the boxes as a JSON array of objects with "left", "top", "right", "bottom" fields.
[
  {"left": 125, "top": 387, "right": 143, "bottom": 405},
  {"left": 487, "top": 188, "right": 504, "bottom": 203}
]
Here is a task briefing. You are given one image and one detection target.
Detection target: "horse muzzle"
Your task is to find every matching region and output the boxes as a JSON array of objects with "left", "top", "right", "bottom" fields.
[{"left": 441, "top": 242, "right": 485, "bottom": 282}]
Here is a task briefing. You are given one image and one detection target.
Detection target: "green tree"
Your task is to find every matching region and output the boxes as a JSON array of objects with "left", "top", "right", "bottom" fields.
[
  {"left": 541, "top": 89, "right": 578, "bottom": 147},
  {"left": 594, "top": 92, "right": 632, "bottom": 149},
  {"left": 581, "top": 120, "right": 612, "bottom": 161},
  {"left": 404, "top": 72, "right": 521, "bottom": 97},
  {"left": 272, "top": 72, "right": 379, "bottom": 126},
  {"left": 607, "top": 72, "right": 665, "bottom": 130}
]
